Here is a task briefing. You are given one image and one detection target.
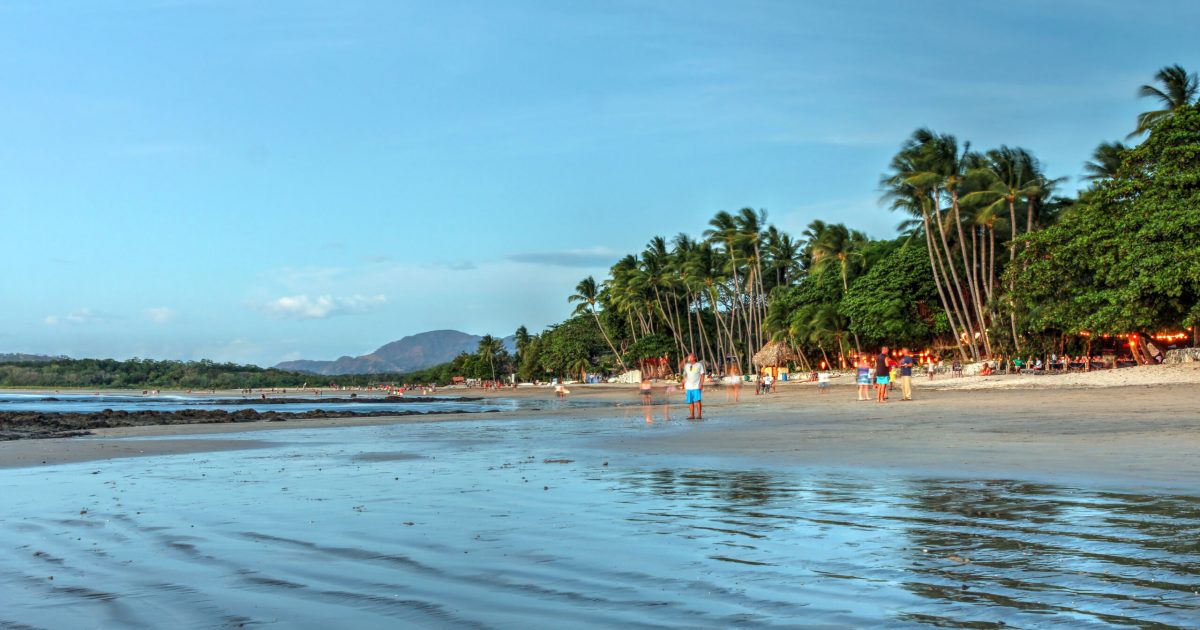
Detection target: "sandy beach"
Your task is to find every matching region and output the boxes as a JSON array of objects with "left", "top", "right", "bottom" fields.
[
  {"left": 5, "top": 363, "right": 1198, "bottom": 489},
  {"left": 3, "top": 365, "right": 1198, "bottom": 628}
]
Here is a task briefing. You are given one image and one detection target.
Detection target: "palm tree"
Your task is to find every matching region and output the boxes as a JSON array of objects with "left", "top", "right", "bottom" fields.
[
  {"left": 962, "top": 146, "right": 1041, "bottom": 353},
  {"left": 935, "top": 136, "right": 993, "bottom": 357},
  {"left": 1131, "top": 64, "right": 1199, "bottom": 137},
  {"left": 808, "top": 222, "right": 866, "bottom": 357},
  {"left": 513, "top": 325, "right": 531, "bottom": 365},
  {"left": 568, "top": 276, "right": 629, "bottom": 373},
  {"left": 763, "top": 225, "right": 802, "bottom": 290},
  {"left": 882, "top": 130, "right": 977, "bottom": 360},
  {"left": 704, "top": 211, "right": 754, "bottom": 372},
  {"left": 570, "top": 356, "right": 591, "bottom": 383},
  {"left": 1083, "top": 141, "right": 1127, "bottom": 181},
  {"left": 476, "top": 335, "right": 504, "bottom": 381}
]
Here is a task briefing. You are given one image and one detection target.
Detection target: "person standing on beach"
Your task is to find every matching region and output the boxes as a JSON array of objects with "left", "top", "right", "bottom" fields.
[
  {"left": 725, "top": 363, "right": 743, "bottom": 403},
  {"left": 856, "top": 357, "right": 871, "bottom": 400},
  {"left": 683, "top": 353, "right": 705, "bottom": 419},
  {"left": 875, "top": 346, "right": 890, "bottom": 403},
  {"left": 899, "top": 348, "right": 914, "bottom": 401}
]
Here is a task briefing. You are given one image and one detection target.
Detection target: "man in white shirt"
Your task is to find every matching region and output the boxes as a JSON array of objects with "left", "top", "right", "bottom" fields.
[{"left": 682, "top": 353, "right": 705, "bottom": 420}]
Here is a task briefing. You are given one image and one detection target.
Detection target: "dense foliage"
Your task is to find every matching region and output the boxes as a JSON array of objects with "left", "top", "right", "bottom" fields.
[
  {"left": 0, "top": 358, "right": 400, "bottom": 389},
  {"left": 503, "top": 64, "right": 1198, "bottom": 378},
  {"left": 1011, "top": 107, "right": 1200, "bottom": 336}
]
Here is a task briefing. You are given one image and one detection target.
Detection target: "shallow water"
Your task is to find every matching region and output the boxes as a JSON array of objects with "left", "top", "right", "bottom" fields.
[
  {"left": 1, "top": 415, "right": 1197, "bottom": 628},
  {"left": 0, "top": 392, "right": 609, "bottom": 415}
]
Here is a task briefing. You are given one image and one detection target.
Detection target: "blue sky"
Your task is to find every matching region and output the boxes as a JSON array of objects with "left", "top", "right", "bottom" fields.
[{"left": 2, "top": 0, "right": 1197, "bottom": 365}]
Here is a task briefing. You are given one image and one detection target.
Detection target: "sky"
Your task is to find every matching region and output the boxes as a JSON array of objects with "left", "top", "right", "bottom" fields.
[{"left": 2, "top": 0, "right": 1198, "bottom": 366}]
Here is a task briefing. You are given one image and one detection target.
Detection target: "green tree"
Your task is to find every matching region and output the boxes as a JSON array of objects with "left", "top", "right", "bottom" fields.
[
  {"left": 568, "top": 276, "right": 628, "bottom": 373},
  {"left": 1131, "top": 64, "right": 1199, "bottom": 137},
  {"left": 1012, "top": 107, "right": 1200, "bottom": 340},
  {"left": 1084, "top": 141, "right": 1129, "bottom": 182},
  {"left": 807, "top": 221, "right": 868, "bottom": 356},
  {"left": 841, "top": 241, "right": 943, "bottom": 348}
]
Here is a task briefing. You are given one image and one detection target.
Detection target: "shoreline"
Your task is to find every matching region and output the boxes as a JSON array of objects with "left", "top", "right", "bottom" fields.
[{"left": 2, "top": 374, "right": 1197, "bottom": 492}]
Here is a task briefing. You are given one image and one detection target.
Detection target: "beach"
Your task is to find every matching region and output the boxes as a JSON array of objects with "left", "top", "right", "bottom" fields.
[
  {"left": 4, "top": 363, "right": 1199, "bottom": 489},
  {"left": 3, "top": 368, "right": 1199, "bottom": 627}
]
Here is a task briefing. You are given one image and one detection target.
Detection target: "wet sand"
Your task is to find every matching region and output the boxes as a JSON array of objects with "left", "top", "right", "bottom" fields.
[
  {"left": 3, "top": 375, "right": 1199, "bottom": 627},
  {"left": 4, "top": 378, "right": 1198, "bottom": 490},
  {"left": 2, "top": 403, "right": 1196, "bottom": 627}
]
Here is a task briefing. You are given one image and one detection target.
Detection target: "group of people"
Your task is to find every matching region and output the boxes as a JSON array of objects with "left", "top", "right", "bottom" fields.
[
  {"left": 640, "top": 346, "right": 929, "bottom": 421},
  {"left": 855, "top": 346, "right": 916, "bottom": 403}
]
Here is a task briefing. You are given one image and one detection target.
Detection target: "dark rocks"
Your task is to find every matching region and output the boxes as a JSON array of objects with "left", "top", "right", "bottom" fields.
[{"left": 0, "top": 407, "right": 460, "bottom": 441}]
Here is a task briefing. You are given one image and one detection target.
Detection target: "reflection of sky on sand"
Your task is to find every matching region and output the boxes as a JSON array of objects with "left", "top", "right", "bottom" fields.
[{"left": 1, "top": 417, "right": 1197, "bottom": 628}]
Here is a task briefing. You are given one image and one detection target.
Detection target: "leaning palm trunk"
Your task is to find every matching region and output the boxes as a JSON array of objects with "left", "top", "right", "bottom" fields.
[
  {"left": 1026, "top": 196, "right": 1035, "bottom": 237},
  {"left": 932, "top": 198, "right": 979, "bottom": 359},
  {"left": 651, "top": 284, "right": 684, "bottom": 356},
  {"left": 986, "top": 226, "right": 996, "bottom": 302},
  {"left": 589, "top": 308, "right": 629, "bottom": 373},
  {"left": 952, "top": 193, "right": 990, "bottom": 357},
  {"left": 922, "top": 209, "right": 970, "bottom": 361},
  {"left": 683, "top": 288, "right": 696, "bottom": 355},
  {"left": 839, "top": 262, "right": 863, "bottom": 358},
  {"left": 1006, "top": 197, "right": 1022, "bottom": 353}
]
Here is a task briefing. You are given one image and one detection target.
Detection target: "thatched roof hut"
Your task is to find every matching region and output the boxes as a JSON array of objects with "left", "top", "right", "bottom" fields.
[{"left": 753, "top": 340, "right": 798, "bottom": 367}]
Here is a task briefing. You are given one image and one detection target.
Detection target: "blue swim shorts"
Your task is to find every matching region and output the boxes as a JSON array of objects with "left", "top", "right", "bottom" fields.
[
  {"left": 876, "top": 376, "right": 890, "bottom": 385},
  {"left": 685, "top": 388, "right": 702, "bottom": 404}
]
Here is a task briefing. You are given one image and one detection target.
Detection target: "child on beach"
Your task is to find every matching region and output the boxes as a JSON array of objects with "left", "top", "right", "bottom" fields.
[{"left": 818, "top": 370, "right": 830, "bottom": 393}]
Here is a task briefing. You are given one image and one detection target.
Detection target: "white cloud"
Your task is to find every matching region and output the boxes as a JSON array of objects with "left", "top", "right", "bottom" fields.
[
  {"left": 259, "top": 294, "right": 387, "bottom": 320},
  {"left": 145, "top": 307, "right": 175, "bottom": 324},
  {"left": 44, "top": 308, "right": 113, "bottom": 326}
]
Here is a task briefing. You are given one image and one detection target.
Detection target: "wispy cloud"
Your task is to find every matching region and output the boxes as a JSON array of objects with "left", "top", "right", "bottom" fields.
[
  {"left": 435, "top": 260, "right": 477, "bottom": 271},
  {"left": 44, "top": 308, "right": 117, "bottom": 326},
  {"left": 145, "top": 307, "right": 175, "bottom": 324},
  {"left": 506, "top": 247, "right": 616, "bottom": 269},
  {"left": 258, "top": 294, "right": 387, "bottom": 320}
]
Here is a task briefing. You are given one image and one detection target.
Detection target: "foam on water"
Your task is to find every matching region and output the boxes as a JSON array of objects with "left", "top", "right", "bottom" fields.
[{"left": 1, "top": 416, "right": 1197, "bottom": 628}]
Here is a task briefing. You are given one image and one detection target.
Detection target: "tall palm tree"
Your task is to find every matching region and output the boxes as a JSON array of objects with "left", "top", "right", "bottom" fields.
[
  {"left": 1083, "top": 141, "right": 1127, "bottom": 181},
  {"left": 808, "top": 222, "right": 866, "bottom": 357},
  {"left": 513, "top": 325, "right": 531, "bottom": 364},
  {"left": 704, "top": 211, "right": 751, "bottom": 370},
  {"left": 568, "top": 276, "right": 629, "bottom": 373},
  {"left": 933, "top": 135, "right": 993, "bottom": 357},
  {"left": 735, "top": 208, "right": 769, "bottom": 359},
  {"left": 763, "top": 225, "right": 802, "bottom": 290},
  {"left": 882, "top": 129, "right": 977, "bottom": 360},
  {"left": 476, "top": 335, "right": 504, "bottom": 381},
  {"left": 962, "top": 146, "right": 1041, "bottom": 353},
  {"left": 1131, "top": 64, "right": 1198, "bottom": 137}
]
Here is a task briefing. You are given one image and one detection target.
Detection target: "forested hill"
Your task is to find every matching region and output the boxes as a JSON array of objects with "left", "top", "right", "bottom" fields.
[
  {"left": 0, "top": 353, "right": 64, "bottom": 363},
  {"left": 0, "top": 358, "right": 403, "bottom": 389}
]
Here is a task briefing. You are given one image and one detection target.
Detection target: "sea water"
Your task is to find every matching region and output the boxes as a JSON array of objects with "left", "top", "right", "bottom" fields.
[
  {"left": 1, "top": 415, "right": 1197, "bottom": 628},
  {"left": 0, "top": 392, "right": 608, "bottom": 415}
]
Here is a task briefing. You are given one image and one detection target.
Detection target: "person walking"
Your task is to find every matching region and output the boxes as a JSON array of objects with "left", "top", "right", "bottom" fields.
[
  {"left": 899, "top": 348, "right": 914, "bottom": 401},
  {"left": 875, "top": 346, "right": 890, "bottom": 403},
  {"left": 683, "top": 353, "right": 705, "bottom": 420}
]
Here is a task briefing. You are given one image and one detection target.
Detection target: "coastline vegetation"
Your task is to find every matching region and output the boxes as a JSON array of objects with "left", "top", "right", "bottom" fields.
[
  {"left": 5, "top": 67, "right": 1196, "bottom": 388},
  {"left": 0, "top": 358, "right": 400, "bottom": 390},
  {"left": 507, "top": 64, "right": 1200, "bottom": 380}
]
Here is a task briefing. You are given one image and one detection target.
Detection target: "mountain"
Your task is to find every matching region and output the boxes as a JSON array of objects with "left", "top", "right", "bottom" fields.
[
  {"left": 0, "top": 353, "right": 67, "bottom": 363},
  {"left": 274, "top": 330, "right": 516, "bottom": 376}
]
